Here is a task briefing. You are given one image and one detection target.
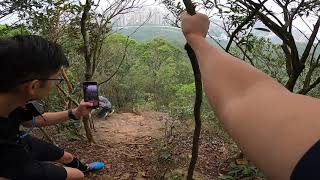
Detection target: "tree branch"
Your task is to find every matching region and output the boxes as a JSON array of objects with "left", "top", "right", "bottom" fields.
[
  {"left": 310, "top": 41, "right": 320, "bottom": 64},
  {"left": 281, "top": 43, "right": 293, "bottom": 76},
  {"left": 178, "top": 1, "right": 203, "bottom": 179},
  {"left": 260, "top": 3, "right": 284, "bottom": 26},
  {"left": 56, "top": 85, "right": 79, "bottom": 106},
  {"left": 288, "top": 0, "right": 305, "bottom": 32},
  {"left": 207, "top": 33, "right": 226, "bottom": 49},
  {"left": 301, "top": 64, "right": 317, "bottom": 93},
  {"left": 299, "top": 76, "right": 320, "bottom": 95},
  {"left": 80, "top": 0, "right": 92, "bottom": 81},
  {"left": 237, "top": 0, "right": 289, "bottom": 44},
  {"left": 225, "top": 0, "right": 267, "bottom": 52},
  {"left": 237, "top": 44, "right": 255, "bottom": 66},
  {"left": 39, "top": 127, "right": 57, "bottom": 145},
  {"left": 301, "top": 17, "right": 320, "bottom": 64}
]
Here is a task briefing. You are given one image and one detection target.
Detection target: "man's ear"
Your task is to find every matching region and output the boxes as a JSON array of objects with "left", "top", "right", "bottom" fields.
[{"left": 24, "top": 80, "right": 41, "bottom": 97}]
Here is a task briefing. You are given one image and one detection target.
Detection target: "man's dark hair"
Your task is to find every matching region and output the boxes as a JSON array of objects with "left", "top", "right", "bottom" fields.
[{"left": 0, "top": 35, "right": 69, "bottom": 93}]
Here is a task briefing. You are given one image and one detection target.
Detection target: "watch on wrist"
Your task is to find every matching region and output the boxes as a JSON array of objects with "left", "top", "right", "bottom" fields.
[{"left": 68, "top": 109, "right": 80, "bottom": 120}]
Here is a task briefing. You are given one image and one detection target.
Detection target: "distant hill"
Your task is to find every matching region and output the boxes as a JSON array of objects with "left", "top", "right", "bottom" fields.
[
  {"left": 113, "top": 25, "right": 318, "bottom": 57},
  {"left": 113, "top": 25, "right": 227, "bottom": 48},
  {"left": 113, "top": 25, "right": 185, "bottom": 44}
]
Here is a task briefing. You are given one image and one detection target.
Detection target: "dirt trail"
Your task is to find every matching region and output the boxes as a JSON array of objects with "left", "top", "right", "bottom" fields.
[
  {"left": 94, "top": 112, "right": 167, "bottom": 144},
  {"left": 45, "top": 111, "right": 232, "bottom": 180}
]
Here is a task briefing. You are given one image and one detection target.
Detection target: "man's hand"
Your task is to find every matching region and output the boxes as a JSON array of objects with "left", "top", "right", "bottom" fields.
[
  {"left": 180, "top": 12, "right": 210, "bottom": 41},
  {"left": 73, "top": 100, "right": 93, "bottom": 119}
]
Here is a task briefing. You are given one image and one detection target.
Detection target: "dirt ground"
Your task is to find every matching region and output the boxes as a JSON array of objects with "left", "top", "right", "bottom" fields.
[{"left": 34, "top": 111, "right": 236, "bottom": 180}]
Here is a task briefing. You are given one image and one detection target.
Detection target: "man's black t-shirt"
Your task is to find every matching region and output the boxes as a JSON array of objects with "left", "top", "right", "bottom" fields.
[
  {"left": 0, "top": 108, "right": 67, "bottom": 179},
  {"left": 0, "top": 108, "right": 33, "bottom": 142},
  {"left": 0, "top": 108, "right": 33, "bottom": 178}
]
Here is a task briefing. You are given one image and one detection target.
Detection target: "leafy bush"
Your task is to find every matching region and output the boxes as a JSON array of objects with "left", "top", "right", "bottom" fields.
[{"left": 219, "top": 162, "right": 265, "bottom": 180}]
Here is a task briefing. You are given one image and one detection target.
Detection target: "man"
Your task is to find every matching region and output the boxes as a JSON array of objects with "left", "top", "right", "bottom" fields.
[
  {"left": 97, "top": 96, "right": 114, "bottom": 119},
  {"left": 0, "top": 35, "right": 103, "bottom": 180},
  {"left": 181, "top": 12, "right": 320, "bottom": 180}
]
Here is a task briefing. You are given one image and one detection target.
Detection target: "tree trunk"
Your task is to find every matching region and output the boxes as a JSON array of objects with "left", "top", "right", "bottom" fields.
[
  {"left": 80, "top": 0, "right": 94, "bottom": 143},
  {"left": 82, "top": 116, "right": 95, "bottom": 144},
  {"left": 61, "top": 68, "right": 74, "bottom": 109},
  {"left": 285, "top": 66, "right": 303, "bottom": 92}
]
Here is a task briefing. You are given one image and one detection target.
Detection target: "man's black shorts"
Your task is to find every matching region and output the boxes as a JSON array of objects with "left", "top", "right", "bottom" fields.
[
  {"left": 291, "top": 140, "right": 320, "bottom": 180},
  {"left": 0, "top": 135, "right": 67, "bottom": 180}
]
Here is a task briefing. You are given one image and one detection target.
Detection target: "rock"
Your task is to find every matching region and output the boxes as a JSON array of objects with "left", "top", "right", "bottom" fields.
[
  {"left": 135, "top": 171, "right": 147, "bottom": 180},
  {"left": 97, "top": 175, "right": 113, "bottom": 180},
  {"left": 119, "top": 173, "right": 130, "bottom": 180},
  {"left": 164, "top": 168, "right": 206, "bottom": 180}
]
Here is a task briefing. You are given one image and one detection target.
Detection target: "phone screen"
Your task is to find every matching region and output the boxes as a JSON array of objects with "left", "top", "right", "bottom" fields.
[{"left": 83, "top": 82, "right": 99, "bottom": 108}]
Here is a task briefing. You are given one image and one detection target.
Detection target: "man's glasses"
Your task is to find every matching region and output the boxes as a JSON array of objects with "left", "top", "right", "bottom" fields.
[
  {"left": 20, "top": 78, "right": 64, "bottom": 86},
  {"left": 39, "top": 78, "right": 64, "bottom": 85}
]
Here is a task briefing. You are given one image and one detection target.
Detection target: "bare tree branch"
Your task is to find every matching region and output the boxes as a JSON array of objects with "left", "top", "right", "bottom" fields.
[
  {"left": 292, "top": 25, "right": 311, "bottom": 42},
  {"left": 281, "top": 43, "right": 293, "bottom": 76},
  {"left": 288, "top": 0, "right": 305, "bottom": 32},
  {"left": 207, "top": 33, "right": 226, "bottom": 49},
  {"left": 237, "top": 0, "right": 290, "bottom": 45},
  {"left": 260, "top": 3, "right": 284, "bottom": 26},
  {"left": 236, "top": 43, "right": 255, "bottom": 66},
  {"left": 240, "top": 24, "right": 256, "bottom": 65},
  {"left": 39, "top": 127, "right": 57, "bottom": 145},
  {"left": 299, "top": 76, "right": 320, "bottom": 95},
  {"left": 310, "top": 41, "right": 320, "bottom": 64},
  {"left": 56, "top": 85, "right": 79, "bottom": 106},
  {"left": 225, "top": 0, "right": 267, "bottom": 52},
  {"left": 301, "top": 17, "right": 320, "bottom": 64}
]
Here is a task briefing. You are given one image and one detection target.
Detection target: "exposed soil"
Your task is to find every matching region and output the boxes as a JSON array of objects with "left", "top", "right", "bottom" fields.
[{"left": 33, "top": 111, "right": 236, "bottom": 180}]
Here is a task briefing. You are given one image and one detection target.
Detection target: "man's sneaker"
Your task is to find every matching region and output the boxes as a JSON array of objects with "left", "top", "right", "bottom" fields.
[
  {"left": 86, "top": 162, "right": 105, "bottom": 172},
  {"left": 103, "top": 112, "right": 108, "bottom": 120}
]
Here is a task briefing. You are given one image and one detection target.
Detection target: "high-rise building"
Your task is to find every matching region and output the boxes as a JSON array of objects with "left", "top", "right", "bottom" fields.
[{"left": 112, "top": 6, "right": 172, "bottom": 27}]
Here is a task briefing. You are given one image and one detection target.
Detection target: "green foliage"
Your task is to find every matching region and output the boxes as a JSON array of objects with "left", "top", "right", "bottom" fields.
[
  {"left": 115, "top": 25, "right": 225, "bottom": 48},
  {"left": 0, "top": 24, "right": 28, "bottom": 38},
  {"left": 231, "top": 36, "right": 288, "bottom": 85},
  {"left": 43, "top": 89, "right": 65, "bottom": 112},
  {"left": 168, "top": 175, "right": 180, "bottom": 180},
  {"left": 168, "top": 83, "right": 194, "bottom": 117},
  {"left": 92, "top": 34, "right": 219, "bottom": 122},
  {"left": 159, "top": 150, "right": 173, "bottom": 163},
  {"left": 219, "top": 162, "right": 266, "bottom": 180},
  {"left": 57, "top": 121, "right": 82, "bottom": 141},
  {"left": 1, "top": 1, "right": 320, "bottom": 178},
  {"left": 93, "top": 34, "right": 195, "bottom": 114}
]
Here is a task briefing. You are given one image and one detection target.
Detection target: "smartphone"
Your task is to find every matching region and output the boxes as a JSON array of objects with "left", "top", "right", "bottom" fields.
[
  {"left": 83, "top": 81, "right": 99, "bottom": 108},
  {"left": 25, "top": 100, "right": 45, "bottom": 116}
]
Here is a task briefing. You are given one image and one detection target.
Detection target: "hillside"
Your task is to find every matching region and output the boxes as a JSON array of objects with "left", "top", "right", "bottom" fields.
[
  {"left": 114, "top": 25, "right": 319, "bottom": 57},
  {"left": 113, "top": 25, "right": 226, "bottom": 48}
]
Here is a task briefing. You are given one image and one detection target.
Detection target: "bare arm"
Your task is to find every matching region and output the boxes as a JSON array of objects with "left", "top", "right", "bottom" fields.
[
  {"left": 22, "top": 100, "right": 92, "bottom": 127},
  {"left": 182, "top": 13, "right": 320, "bottom": 179},
  {"left": 187, "top": 35, "right": 288, "bottom": 111},
  {"left": 22, "top": 110, "right": 76, "bottom": 127}
]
